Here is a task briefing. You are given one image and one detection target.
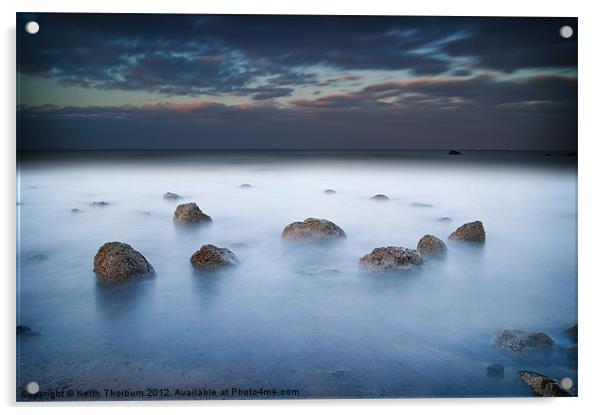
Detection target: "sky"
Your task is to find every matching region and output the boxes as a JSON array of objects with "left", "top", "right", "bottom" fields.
[{"left": 17, "top": 13, "right": 577, "bottom": 150}]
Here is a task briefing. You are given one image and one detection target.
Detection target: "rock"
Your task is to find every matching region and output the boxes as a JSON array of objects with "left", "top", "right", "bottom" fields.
[
  {"left": 70, "top": 208, "right": 82, "bottom": 213},
  {"left": 17, "top": 325, "right": 31, "bottom": 334},
  {"left": 449, "top": 150, "right": 462, "bottom": 155},
  {"left": 324, "top": 189, "right": 336, "bottom": 194},
  {"left": 140, "top": 211, "right": 151, "bottom": 216},
  {"left": 93, "top": 242, "right": 154, "bottom": 282},
  {"left": 564, "top": 152, "right": 577, "bottom": 157},
  {"left": 90, "top": 201, "right": 109, "bottom": 207},
  {"left": 486, "top": 364, "right": 504, "bottom": 378},
  {"left": 25, "top": 254, "right": 48, "bottom": 264},
  {"left": 519, "top": 371, "right": 571, "bottom": 397},
  {"left": 190, "top": 244, "right": 239, "bottom": 271},
  {"left": 417, "top": 234, "right": 447, "bottom": 257},
  {"left": 281, "top": 218, "right": 346, "bottom": 241},
  {"left": 359, "top": 246, "right": 423, "bottom": 272},
  {"left": 437, "top": 217, "right": 452, "bottom": 222},
  {"left": 371, "top": 194, "right": 389, "bottom": 201},
  {"left": 492, "top": 329, "right": 555, "bottom": 353},
  {"left": 239, "top": 183, "right": 253, "bottom": 188},
  {"left": 299, "top": 266, "right": 341, "bottom": 276},
  {"left": 163, "top": 192, "right": 181, "bottom": 200},
  {"left": 545, "top": 153, "right": 552, "bottom": 157},
  {"left": 448, "top": 220, "right": 485, "bottom": 242},
  {"left": 565, "top": 324, "right": 577, "bottom": 343},
  {"left": 173, "top": 202, "right": 212, "bottom": 225},
  {"left": 229, "top": 242, "right": 249, "bottom": 249},
  {"left": 411, "top": 202, "right": 433, "bottom": 208}
]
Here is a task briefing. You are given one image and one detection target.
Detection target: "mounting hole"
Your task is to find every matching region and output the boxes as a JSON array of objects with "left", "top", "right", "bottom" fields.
[
  {"left": 559, "top": 25, "right": 573, "bottom": 39},
  {"left": 25, "top": 21, "right": 39, "bottom": 35},
  {"left": 560, "top": 377, "right": 573, "bottom": 390},
  {"left": 26, "top": 381, "right": 39, "bottom": 394}
]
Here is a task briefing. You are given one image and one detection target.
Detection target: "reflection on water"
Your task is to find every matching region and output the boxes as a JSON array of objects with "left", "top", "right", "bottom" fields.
[{"left": 16, "top": 151, "right": 577, "bottom": 399}]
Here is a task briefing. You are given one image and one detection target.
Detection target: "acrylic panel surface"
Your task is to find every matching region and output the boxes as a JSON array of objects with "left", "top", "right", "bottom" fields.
[{"left": 16, "top": 14, "right": 577, "bottom": 401}]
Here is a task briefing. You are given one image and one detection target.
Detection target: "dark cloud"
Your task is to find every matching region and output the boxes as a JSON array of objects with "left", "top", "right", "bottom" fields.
[{"left": 18, "top": 14, "right": 576, "bottom": 97}]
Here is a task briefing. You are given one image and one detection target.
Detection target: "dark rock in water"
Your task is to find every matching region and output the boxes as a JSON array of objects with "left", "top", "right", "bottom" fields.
[
  {"left": 238, "top": 183, "right": 253, "bottom": 188},
  {"left": 93, "top": 242, "right": 154, "bottom": 282},
  {"left": 90, "top": 201, "right": 110, "bottom": 207},
  {"left": 173, "top": 202, "right": 212, "bottom": 225},
  {"left": 25, "top": 254, "right": 48, "bottom": 264},
  {"left": 70, "top": 208, "right": 82, "bottom": 213},
  {"left": 229, "top": 242, "right": 249, "bottom": 249},
  {"left": 281, "top": 218, "right": 346, "bottom": 241},
  {"left": 324, "top": 189, "right": 336, "bottom": 194},
  {"left": 492, "top": 329, "right": 555, "bottom": 353},
  {"left": 449, "top": 150, "right": 462, "bottom": 155},
  {"left": 190, "top": 244, "right": 239, "bottom": 271},
  {"left": 565, "top": 152, "right": 577, "bottom": 157},
  {"left": 370, "top": 194, "right": 389, "bottom": 201},
  {"left": 437, "top": 217, "right": 452, "bottom": 222},
  {"left": 140, "top": 211, "right": 151, "bottom": 216},
  {"left": 299, "top": 266, "right": 341, "bottom": 276},
  {"left": 17, "top": 325, "right": 31, "bottom": 334},
  {"left": 486, "top": 364, "right": 505, "bottom": 378},
  {"left": 359, "top": 246, "right": 423, "bottom": 272},
  {"left": 519, "top": 371, "right": 571, "bottom": 397},
  {"left": 545, "top": 153, "right": 552, "bottom": 157},
  {"left": 411, "top": 202, "right": 434, "bottom": 208},
  {"left": 163, "top": 192, "right": 181, "bottom": 200},
  {"left": 565, "top": 324, "right": 577, "bottom": 343},
  {"left": 448, "top": 220, "right": 485, "bottom": 242},
  {"left": 417, "top": 234, "right": 447, "bottom": 257}
]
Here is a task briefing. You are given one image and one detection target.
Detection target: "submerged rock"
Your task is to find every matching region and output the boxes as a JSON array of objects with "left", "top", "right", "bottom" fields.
[
  {"left": 90, "top": 201, "right": 109, "bottom": 207},
  {"left": 417, "top": 234, "right": 447, "bottom": 257},
  {"left": 173, "top": 202, "right": 212, "bottom": 225},
  {"left": 486, "top": 364, "right": 505, "bottom": 378},
  {"left": 411, "top": 202, "right": 434, "bottom": 208},
  {"left": 93, "top": 242, "right": 154, "bottom": 282},
  {"left": 70, "top": 208, "right": 82, "bottom": 213},
  {"left": 281, "top": 218, "right": 346, "bottom": 241},
  {"left": 163, "top": 192, "right": 181, "bottom": 200},
  {"left": 565, "top": 324, "right": 578, "bottom": 343},
  {"left": 190, "top": 244, "right": 239, "bottom": 271},
  {"left": 324, "top": 189, "right": 336, "bottom": 194},
  {"left": 437, "top": 217, "right": 452, "bottom": 222},
  {"left": 17, "top": 325, "right": 32, "bottom": 335},
  {"left": 370, "top": 194, "right": 390, "bottom": 201},
  {"left": 449, "top": 150, "right": 462, "bottom": 155},
  {"left": 519, "top": 371, "right": 571, "bottom": 397},
  {"left": 492, "top": 329, "right": 555, "bottom": 353},
  {"left": 299, "top": 266, "right": 341, "bottom": 276},
  {"left": 239, "top": 183, "right": 253, "bottom": 188},
  {"left": 359, "top": 246, "right": 423, "bottom": 272},
  {"left": 448, "top": 220, "right": 485, "bottom": 242}
]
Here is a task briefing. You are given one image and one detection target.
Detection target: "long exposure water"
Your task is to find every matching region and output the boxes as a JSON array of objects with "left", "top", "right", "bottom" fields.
[{"left": 16, "top": 150, "right": 577, "bottom": 399}]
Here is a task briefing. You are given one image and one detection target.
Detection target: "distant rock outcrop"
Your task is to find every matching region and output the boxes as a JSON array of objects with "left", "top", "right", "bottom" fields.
[
  {"left": 492, "top": 329, "right": 555, "bottom": 353},
  {"left": 173, "top": 202, "right": 212, "bottom": 225},
  {"left": 417, "top": 234, "right": 447, "bottom": 257},
  {"left": 239, "top": 183, "right": 253, "bottom": 188},
  {"left": 324, "top": 189, "right": 336, "bottom": 194},
  {"left": 486, "top": 364, "right": 505, "bottom": 378},
  {"left": 281, "top": 218, "right": 346, "bottom": 241},
  {"left": 449, "top": 150, "right": 462, "bottom": 155},
  {"left": 70, "top": 208, "right": 82, "bottom": 213},
  {"left": 190, "top": 244, "right": 239, "bottom": 271},
  {"left": 565, "top": 324, "right": 578, "bottom": 343},
  {"left": 90, "top": 201, "right": 109, "bottom": 207},
  {"left": 359, "top": 246, "right": 423, "bottom": 272},
  {"left": 370, "top": 194, "right": 389, "bottom": 201},
  {"left": 519, "top": 371, "right": 571, "bottom": 397},
  {"left": 437, "top": 217, "right": 452, "bottom": 222},
  {"left": 163, "top": 192, "right": 181, "bottom": 200},
  {"left": 411, "top": 202, "right": 434, "bottom": 208},
  {"left": 448, "top": 220, "right": 485, "bottom": 242},
  {"left": 93, "top": 242, "right": 154, "bottom": 282}
]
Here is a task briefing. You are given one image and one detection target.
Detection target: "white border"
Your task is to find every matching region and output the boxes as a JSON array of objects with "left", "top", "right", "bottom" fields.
[{"left": 3, "top": 1, "right": 601, "bottom": 414}]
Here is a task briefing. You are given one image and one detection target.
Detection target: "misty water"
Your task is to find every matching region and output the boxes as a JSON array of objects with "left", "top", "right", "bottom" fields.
[{"left": 17, "top": 151, "right": 577, "bottom": 399}]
